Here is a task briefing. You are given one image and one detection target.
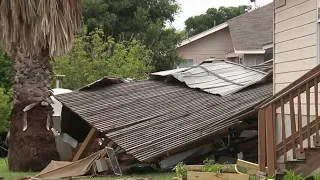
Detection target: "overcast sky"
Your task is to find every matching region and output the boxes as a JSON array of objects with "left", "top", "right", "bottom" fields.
[{"left": 171, "top": 0, "right": 273, "bottom": 30}]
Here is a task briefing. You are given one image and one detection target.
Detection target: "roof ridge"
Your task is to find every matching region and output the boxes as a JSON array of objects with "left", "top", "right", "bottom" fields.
[
  {"left": 227, "top": 2, "right": 273, "bottom": 23},
  {"left": 178, "top": 22, "right": 228, "bottom": 47}
]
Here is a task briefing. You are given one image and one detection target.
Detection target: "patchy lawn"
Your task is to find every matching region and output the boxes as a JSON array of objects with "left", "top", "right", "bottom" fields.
[
  {"left": 0, "top": 158, "right": 37, "bottom": 180},
  {"left": 1, "top": 158, "right": 175, "bottom": 180},
  {"left": 88, "top": 173, "right": 175, "bottom": 180}
]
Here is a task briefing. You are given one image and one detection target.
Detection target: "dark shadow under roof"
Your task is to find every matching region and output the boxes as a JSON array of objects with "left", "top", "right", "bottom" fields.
[{"left": 56, "top": 80, "right": 272, "bottom": 162}]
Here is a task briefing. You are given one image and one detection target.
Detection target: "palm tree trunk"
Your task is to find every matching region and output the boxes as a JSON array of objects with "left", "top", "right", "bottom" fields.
[{"left": 8, "top": 49, "right": 59, "bottom": 172}]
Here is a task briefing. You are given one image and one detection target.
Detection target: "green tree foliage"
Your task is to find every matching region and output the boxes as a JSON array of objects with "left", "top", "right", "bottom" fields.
[
  {"left": 0, "top": 48, "right": 13, "bottom": 90},
  {"left": 53, "top": 28, "right": 153, "bottom": 90},
  {"left": 83, "top": 0, "right": 183, "bottom": 71},
  {"left": 0, "top": 48, "right": 13, "bottom": 133},
  {"left": 0, "top": 88, "right": 11, "bottom": 133},
  {"left": 185, "top": 6, "right": 252, "bottom": 36}
]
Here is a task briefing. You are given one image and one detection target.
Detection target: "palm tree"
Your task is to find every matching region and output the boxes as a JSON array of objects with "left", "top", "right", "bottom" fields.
[{"left": 0, "top": 0, "right": 82, "bottom": 171}]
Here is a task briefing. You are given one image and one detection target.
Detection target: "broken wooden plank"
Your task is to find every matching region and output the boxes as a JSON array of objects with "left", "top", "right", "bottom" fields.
[
  {"left": 72, "top": 127, "right": 98, "bottom": 161},
  {"left": 187, "top": 165, "right": 237, "bottom": 173},
  {"left": 187, "top": 171, "right": 249, "bottom": 180},
  {"left": 100, "top": 140, "right": 116, "bottom": 159},
  {"left": 236, "top": 159, "right": 259, "bottom": 176},
  {"left": 100, "top": 136, "right": 110, "bottom": 149},
  {"left": 186, "top": 165, "right": 204, "bottom": 171}
]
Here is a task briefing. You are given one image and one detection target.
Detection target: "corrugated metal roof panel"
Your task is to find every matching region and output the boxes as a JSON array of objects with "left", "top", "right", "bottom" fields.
[
  {"left": 250, "top": 59, "right": 273, "bottom": 73},
  {"left": 152, "top": 60, "right": 267, "bottom": 96},
  {"left": 56, "top": 79, "right": 272, "bottom": 162},
  {"left": 150, "top": 68, "right": 188, "bottom": 76}
]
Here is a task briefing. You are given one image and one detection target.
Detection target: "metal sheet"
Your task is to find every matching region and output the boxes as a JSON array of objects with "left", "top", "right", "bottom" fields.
[
  {"left": 152, "top": 60, "right": 268, "bottom": 96},
  {"left": 151, "top": 68, "right": 188, "bottom": 76}
]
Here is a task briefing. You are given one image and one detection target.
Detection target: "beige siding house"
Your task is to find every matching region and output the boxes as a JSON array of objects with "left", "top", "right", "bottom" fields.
[
  {"left": 274, "top": 0, "right": 319, "bottom": 94},
  {"left": 177, "top": 3, "right": 273, "bottom": 67},
  {"left": 271, "top": 0, "right": 320, "bottom": 168},
  {"left": 177, "top": 26, "right": 234, "bottom": 63},
  {"left": 250, "top": 0, "right": 320, "bottom": 176}
]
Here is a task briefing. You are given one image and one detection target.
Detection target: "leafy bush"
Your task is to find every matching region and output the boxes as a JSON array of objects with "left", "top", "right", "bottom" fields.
[
  {"left": 237, "top": 166, "right": 248, "bottom": 174},
  {"left": 283, "top": 170, "right": 304, "bottom": 180},
  {"left": 0, "top": 88, "right": 11, "bottom": 133},
  {"left": 174, "top": 162, "right": 187, "bottom": 179},
  {"left": 203, "top": 159, "right": 221, "bottom": 173},
  {"left": 53, "top": 27, "right": 153, "bottom": 89}
]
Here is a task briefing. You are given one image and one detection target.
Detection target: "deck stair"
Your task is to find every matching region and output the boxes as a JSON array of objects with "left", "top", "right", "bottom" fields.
[{"left": 258, "top": 65, "right": 320, "bottom": 177}]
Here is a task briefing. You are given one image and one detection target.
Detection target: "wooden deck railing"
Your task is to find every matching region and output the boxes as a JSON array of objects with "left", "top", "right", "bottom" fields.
[{"left": 258, "top": 65, "right": 320, "bottom": 176}]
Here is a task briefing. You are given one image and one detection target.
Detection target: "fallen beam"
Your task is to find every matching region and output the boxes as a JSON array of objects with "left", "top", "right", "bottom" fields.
[{"left": 72, "top": 127, "right": 98, "bottom": 161}]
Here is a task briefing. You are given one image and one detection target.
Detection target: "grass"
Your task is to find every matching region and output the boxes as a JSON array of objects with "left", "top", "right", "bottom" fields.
[
  {"left": 0, "top": 158, "right": 37, "bottom": 180},
  {"left": 0, "top": 158, "right": 175, "bottom": 180},
  {"left": 87, "top": 173, "right": 175, "bottom": 180}
]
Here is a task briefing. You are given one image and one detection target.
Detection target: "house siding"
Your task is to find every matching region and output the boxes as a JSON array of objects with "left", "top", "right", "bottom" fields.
[
  {"left": 273, "top": 0, "right": 319, "bottom": 161},
  {"left": 274, "top": 0, "right": 318, "bottom": 94},
  {"left": 177, "top": 27, "right": 234, "bottom": 63}
]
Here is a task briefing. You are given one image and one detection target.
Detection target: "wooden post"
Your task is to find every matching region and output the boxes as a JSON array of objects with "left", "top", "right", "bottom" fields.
[
  {"left": 266, "top": 106, "right": 276, "bottom": 176},
  {"left": 315, "top": 77, "right": 319, "bottom": 139},
  {"left": 289, "top": 93, "right": 297, "bottom": 158},
  {"left": 258, "top": 109, "right": 266, "bottom": 172},
  {"left": 297, "top": 89, "right": 304, "bottom": 153},
  {"left": 315, "top": 77, "right": 320, "bottom": 147},
  {"left": 72, "top": 127, "right": 98, "bottom": 161},
  {"left": 280, "top": 99, "right": 287, "bottom": 162},
  {"left": 306, "top": 82, "right": 311, "bottom": 148},
  {"left": 272, "top": 104, "right": 277, "bottom": 168}
]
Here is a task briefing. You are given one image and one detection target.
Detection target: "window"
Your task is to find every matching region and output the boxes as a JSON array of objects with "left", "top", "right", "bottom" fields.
[
  {"left": 275, "top": 0, "right": 286, "bottom": 8},
  {"left": 177, "top": 59, "right": 194, "bottom": 68}
]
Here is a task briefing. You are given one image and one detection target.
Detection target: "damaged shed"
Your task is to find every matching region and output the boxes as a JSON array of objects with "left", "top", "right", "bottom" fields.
[{"left": 55, "top": 59, "right": 273, "bottom": 168}]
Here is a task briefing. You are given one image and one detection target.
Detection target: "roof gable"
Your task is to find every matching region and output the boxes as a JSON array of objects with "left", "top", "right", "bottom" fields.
[
  {"left": 178, "top": 4, "right": 273, "bottom": 51},
  {"left": 228, "top": 3, "right": 273, "bottom": 51},
  {"left": 178, "top": 22, "right": 229, "bottom": 47}
]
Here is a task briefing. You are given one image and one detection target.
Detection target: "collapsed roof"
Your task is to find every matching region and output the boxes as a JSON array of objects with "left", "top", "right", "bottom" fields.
[{"left": 55, "top": 60, "right": 273, "bottom": 162}]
